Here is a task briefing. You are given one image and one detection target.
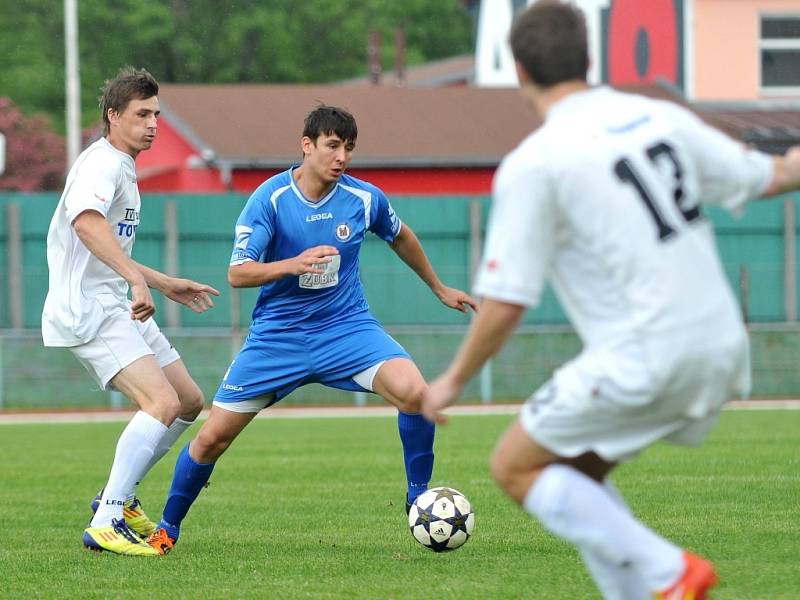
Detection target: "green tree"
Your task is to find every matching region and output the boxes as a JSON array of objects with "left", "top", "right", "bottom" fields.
[
  {"left": 0, "top": 0, "right": 473, "bottom": 133},
  {"left": 0, "top": 1, "right": 66, "bottom": 126}
]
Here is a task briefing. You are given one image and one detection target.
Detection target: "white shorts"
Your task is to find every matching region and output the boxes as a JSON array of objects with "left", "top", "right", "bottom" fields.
[
  {"left": 69, "top": 312, "right": 180, "bottom": 390},
  {"left": 520, "top": 342, "right": 749, "bottom": 462}
]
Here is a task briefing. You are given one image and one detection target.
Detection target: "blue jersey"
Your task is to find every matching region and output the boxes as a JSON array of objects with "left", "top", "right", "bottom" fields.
[{"left": 230, "top": 168, "right": 402, "bottom": 329}]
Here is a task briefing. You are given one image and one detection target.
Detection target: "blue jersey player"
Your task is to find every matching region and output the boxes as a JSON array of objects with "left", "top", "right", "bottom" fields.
[{"left": 147, "top": 106, "right": 477, "bottom": 551}]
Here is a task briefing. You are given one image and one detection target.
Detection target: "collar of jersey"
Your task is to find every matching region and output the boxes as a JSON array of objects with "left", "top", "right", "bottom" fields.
[
  {"left": 288, "top": 166, "right": 338, "bottom": 209},
  {"left": 547, "top": 85, "right": 608, "bottom": 120},
  {"left": 98, "top": 137, "right": 136, "bottom": 168}
]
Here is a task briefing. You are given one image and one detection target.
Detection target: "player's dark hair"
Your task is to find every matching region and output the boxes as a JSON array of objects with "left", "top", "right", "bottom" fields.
[
  {"left": 99, "top": 67, "right": 159, "bottom": 135},
  {"left": 302, "top": 105, "right": 358, "bottom": 145},
  {"left": 509, "top": 0, "right": 589, "bottom": 87}
]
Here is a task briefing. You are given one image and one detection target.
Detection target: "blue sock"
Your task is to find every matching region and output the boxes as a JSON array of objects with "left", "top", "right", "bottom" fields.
[
  {"left": 158, "top": 443, "right": 215, "bottom": 542},
  {"left": 397, "top": 412, "right": 435, "bottom": 504}
]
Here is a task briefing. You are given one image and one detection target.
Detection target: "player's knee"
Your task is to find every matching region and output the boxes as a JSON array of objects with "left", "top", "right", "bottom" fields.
[
  {"left": 192, "top": 428, "right": 233, "bottom": 462},
  {"left": 489, "top": 452, "right": 530, "bottom": 505},
  {"left": 489, "top": 452, "right": 513, "bottom": 494},
  {"left": 134, "top": 385, "right": 181, "bottom": 425},
  {"left": 394, "top": 380, "right": 427, "bottom": 414},
  {"left": 179, "top": 383, "right": 205, "bottom": 421},
  {"left": 160, "top": 395, "right": 182, "bottom": 425}
]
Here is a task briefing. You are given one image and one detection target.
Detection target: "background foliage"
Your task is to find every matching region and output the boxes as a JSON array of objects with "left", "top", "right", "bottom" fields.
[
  {"left": 0, "top": 98, "right": 65, "bottom": 190},
  {"left": 0, "top": 0, "right": 474, "bottom": 133}
]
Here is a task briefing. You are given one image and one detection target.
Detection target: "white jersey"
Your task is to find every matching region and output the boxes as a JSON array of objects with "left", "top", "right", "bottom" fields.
[
  {"left": 42, "top": 137, "right": 141, "bottom": 347},
  {"left": 476, "top": 86, "right": 773, "bottom": 390}
]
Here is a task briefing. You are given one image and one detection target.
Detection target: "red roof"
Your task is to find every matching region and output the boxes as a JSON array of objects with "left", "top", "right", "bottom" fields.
[
  {"left": 157, "top": 84, "right": 540, "bottom": 168},
  {"left": 696, "top": 102, "right": 800, "bottom": 154},
  {"left": 160, "top": 81, "right": 800, "bottom": 168}
]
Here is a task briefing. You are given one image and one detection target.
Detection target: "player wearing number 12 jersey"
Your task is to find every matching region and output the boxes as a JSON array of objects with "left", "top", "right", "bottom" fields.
[
  {"left": 422, "top": 2, "right": 800, "bottom": 599},
  {"left": 149, "top": 105, "right": 477, "bottom": 549}
]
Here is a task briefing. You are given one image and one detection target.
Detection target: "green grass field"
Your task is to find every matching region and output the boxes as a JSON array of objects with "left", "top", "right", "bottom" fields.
[{"left": 1, "top": 410, "right": 798, "bottom": 599}]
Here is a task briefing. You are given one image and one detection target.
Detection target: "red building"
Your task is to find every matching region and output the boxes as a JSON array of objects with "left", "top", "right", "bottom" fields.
[
  {"left": 138, "top": 78, "right": 797, "bottom": 195},
  {"left": 138, "top": 83, "right": 539, "bottom": 195}
]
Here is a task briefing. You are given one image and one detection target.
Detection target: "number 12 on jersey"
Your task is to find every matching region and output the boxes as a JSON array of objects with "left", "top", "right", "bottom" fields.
[{"left": 614, "top": 140, "right": 702, "bottom": 241}]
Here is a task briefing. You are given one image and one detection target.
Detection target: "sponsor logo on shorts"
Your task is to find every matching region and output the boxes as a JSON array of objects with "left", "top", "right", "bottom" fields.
[{"left": 223, "top": 384, "right": 243, "bottom": 392}]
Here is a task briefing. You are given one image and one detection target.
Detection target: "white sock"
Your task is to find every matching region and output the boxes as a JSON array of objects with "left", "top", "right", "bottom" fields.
[
  {"left": 578, "top": 481, "right": 650, "bottom": 600},
  {"left": 580, "top": 547, "right": 650, "bottom": 600},
  {"left": 523, "top": 464, "right": 683, "bottom": 592},
  {"left": 90, "top": 411, "right": 168, "bottom": 527},
  {"left": 128, "top": 417, "right": 194, "bottom": 501}
]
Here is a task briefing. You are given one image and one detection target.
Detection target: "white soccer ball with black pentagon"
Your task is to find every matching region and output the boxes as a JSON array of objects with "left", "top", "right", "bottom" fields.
[{"left": 408, "top": 486, "right": 474, "bottom": 552}]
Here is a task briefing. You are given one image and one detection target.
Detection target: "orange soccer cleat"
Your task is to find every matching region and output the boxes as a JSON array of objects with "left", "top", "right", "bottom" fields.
[
  {"left": 146, "top": 528, "right": 175, "bottom": 555},
  {"left": 655, "top": 551, "right": 718, "bottom": 600}
]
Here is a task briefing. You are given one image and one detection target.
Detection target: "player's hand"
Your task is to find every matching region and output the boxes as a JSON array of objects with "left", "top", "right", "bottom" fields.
[
  {"left": 130, "top": 281, "right": 156, "bottom": 322},
  {"left": 288, "top": 245, "right": 339, "bottom": 275},
  {"left": 436, "top": 286, "right": 479, "bottom": 314},
  {"left": 163, "top": 278, "right": 221, "bottom": 313},
  {"left": 421, "top": 372, "right": 464, "bottom": 426}
]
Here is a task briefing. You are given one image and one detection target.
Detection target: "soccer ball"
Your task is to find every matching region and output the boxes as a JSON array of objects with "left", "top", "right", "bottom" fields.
[{"left": 408, "top": 486, "right": 474, "bottom": 552}]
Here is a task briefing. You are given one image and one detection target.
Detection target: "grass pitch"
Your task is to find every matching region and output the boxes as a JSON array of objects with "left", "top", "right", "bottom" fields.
[{"left": 0, "top": 409, "right": 798, "bottom": 599}]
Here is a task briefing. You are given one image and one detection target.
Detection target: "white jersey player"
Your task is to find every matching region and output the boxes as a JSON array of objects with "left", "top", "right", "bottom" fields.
[
  {"left": 42, "top": 67, "right": 219, "bottom": 557},
  {"left": 44, "top": 136, "right": 145, "bottom": 346},
  {"left": 421, "top": 2, "right": 800, "bottom": 599},
  {"left": 480, "top": 85, "right": 765, "bottom": 460}
]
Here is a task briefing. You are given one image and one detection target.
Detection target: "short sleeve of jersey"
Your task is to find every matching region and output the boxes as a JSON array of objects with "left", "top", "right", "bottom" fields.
[
  {"left": 474, "top": 154, "right": 556, "bottom": 308},
  {"left": 63, "top": 150, "right": 119, "bottom": 223},
  {"left": 672, "top": 106, "right": 773, "bottom": 214},
  {"left": 230, "top": 188, "right": 276, "bottom": 265},
  {"left": 368, "top": 187, "right": 402, "bottom": 243}
]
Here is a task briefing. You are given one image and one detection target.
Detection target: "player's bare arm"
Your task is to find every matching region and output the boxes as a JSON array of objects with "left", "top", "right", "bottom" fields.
[
  {"left": 72, "top": 209, "right": 155, "bottom": 322},
  {"left": 134, "top": 262, "right": 220, "bottom": 313},
  {"left": 228, "top": 245, "right": 339, "bottom": 288},
  {"left": 389, "top": 224, "right": 478, "bottom": 313},
  {"left": 422, "top": 299, "right": 524, "bottom": 425},
  {"left": 762, "top": 146, "right": 800, "bottom": 197}
]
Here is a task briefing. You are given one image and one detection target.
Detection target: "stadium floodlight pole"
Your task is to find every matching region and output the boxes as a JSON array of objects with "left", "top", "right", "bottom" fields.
[{"left": 64, "top": 0, "right": 81, "bottom": 169}]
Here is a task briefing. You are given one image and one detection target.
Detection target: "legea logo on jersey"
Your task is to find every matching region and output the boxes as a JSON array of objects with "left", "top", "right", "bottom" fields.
[
  {"left": 335, "top": 223, "right": 351, "bottom": 241},
  {"left": 306, "top": 212, "right": 333, "bottom": 223}
]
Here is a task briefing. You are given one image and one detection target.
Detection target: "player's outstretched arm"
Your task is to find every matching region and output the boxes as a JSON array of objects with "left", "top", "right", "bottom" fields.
[
  {"left": 422, "top": 299, "right": 525, "bottom": 424},
  {"left": 134, "top": 262, "right": 221, "bottom": 313},
  {"left": 227, "top": 245, "right": 339, "bottom": 288},
  {"left": 72, "top": 210, "right": 155, "bottom": 322},
  {"left": 161, "top": 278, "right": 220, "bottom": 313},
  {"left": 389, "top": 225, "right": 478, "bottom": 313},
  {"left": 762, "top": 146, "right": 800, "bottom": 198}
]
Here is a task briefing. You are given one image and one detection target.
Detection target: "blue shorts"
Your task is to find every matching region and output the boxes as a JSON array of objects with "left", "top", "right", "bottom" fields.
[{"left": 214, "top": 313, "right": 409, "bottom": 406}]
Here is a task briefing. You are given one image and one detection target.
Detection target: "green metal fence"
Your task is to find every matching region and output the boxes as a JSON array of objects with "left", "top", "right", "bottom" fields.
[{"left": 1, "top": 191, "right": 799, "bottom": 407}]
